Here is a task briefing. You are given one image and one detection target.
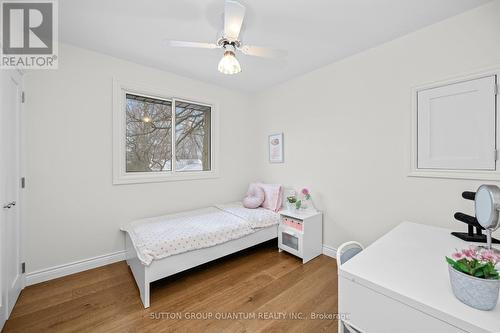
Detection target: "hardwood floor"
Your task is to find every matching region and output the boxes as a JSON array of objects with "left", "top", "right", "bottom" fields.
[{"left": 3, "top": 241, "right": 339, "bottom": 333}]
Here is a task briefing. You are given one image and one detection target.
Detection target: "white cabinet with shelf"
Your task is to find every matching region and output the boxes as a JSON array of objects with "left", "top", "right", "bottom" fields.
[
  {"left": 278, "top": 210, "right": 323, "bottom": 263},
  {"left": 410, "top": 71, "right": 500, "bottom": 180}
]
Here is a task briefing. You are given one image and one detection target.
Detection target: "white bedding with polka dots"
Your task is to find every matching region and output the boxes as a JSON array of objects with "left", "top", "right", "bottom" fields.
[
  {"left": 215, "top": 202, "right": 281, "bottom": 228},
  {"left": 121, "top": 204, "right": 279, "bottom": 266}
]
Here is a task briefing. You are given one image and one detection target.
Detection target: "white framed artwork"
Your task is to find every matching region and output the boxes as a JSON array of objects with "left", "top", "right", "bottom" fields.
[{"left": 269, "top": 133, "right": 284, "bottom": 163}]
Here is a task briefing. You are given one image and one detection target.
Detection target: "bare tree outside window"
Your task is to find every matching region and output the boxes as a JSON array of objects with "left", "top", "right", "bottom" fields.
[
  {"left": 126, "top": 94, "right": 172, "bottom": 172},
  {"left": 175, "top": 101, "right": 211, "bottom": 171},
  {"left": 114, "top": 81, "right": 216, "bottom": 184},
  {"left": 125, "top": 94, "right": 211, "bottom": 174}
]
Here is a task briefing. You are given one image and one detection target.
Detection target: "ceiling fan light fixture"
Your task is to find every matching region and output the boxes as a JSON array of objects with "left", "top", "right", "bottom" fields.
[{"left": 218, "top": 49, "right": 241, "bottom": 75}]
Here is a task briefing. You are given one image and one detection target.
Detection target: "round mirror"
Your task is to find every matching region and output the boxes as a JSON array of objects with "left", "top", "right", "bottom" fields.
[
  {"left": 475, "top": 185, "right": 500, "bottom": 250},
  {"left": 475, "top": 185, "right": 500, "bottom": 229}
]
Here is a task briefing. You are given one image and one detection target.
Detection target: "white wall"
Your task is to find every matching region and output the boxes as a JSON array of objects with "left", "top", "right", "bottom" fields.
[
  {"left": 254, "top": 1, "right": 500, "bottom": 249},
  {"left": 23, "top": 44, "right": 257, "bottom": 273},
  {"left": 24, "top": 1, "right": 500, "bottom": 275}
]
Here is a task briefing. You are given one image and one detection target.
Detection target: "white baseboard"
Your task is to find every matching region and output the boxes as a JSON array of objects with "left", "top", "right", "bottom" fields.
[
  {"left": 25, "top": 250, "right": 126, "bottom": 286},
  {"left": 322, "top": 244, "right": 337, "bottom": 259},
  {"left": 25, "top": 244, "right": 336, "bottom": 286}
]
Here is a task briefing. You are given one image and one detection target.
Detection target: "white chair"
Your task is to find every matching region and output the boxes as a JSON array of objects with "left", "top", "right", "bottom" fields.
[
  {"left": 336, "top": 241, "right": 364, "bottom": 267},
  {"left": 337, "top": 241, "right": 364, "bottom": 333}
]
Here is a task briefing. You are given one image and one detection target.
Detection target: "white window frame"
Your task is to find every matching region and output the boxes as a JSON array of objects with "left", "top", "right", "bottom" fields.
[
  {"left": 409, "top": 68, "right": 500, "bottom": 181},
  {"left": 112, "top": 79, "right": 219, "bottom": 185}
]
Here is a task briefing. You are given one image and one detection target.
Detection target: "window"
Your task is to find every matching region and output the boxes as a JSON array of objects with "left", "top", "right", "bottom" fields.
[
  {"left": 410, "top": 73, "right": 499, "bottom": 180},
  {"left": 113, "top": 80, "right": 217, "bottom": 184},
  {"left": 126, "top": 94, "right": 173, "bottom": 172},
  {"left": 175, "top": 101, "right": 211, "bottom": 172}
]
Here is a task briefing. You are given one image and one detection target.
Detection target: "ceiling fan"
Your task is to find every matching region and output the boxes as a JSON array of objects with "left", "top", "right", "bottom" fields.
[{"left": 166, "top": 0, "right": 286, "bottom": 75}]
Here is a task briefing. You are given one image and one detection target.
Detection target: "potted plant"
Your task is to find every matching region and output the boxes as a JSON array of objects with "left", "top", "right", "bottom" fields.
[
  {"left": 446, "top": 246, "right": 500, "bottom": 310},
  {"left": 286, "top": 195, "right": 297, "bottom": 211},
  {"left": 286, "top": 188, "right": 314, "bottom": 212},
  {"left": 299, "top": 188, "right": 312, "bottom": 210}
]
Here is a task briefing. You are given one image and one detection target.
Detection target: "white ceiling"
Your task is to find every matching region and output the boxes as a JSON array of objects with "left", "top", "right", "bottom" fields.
[{"left": 60, "top": 0, "right": 491, "bottom": 92}]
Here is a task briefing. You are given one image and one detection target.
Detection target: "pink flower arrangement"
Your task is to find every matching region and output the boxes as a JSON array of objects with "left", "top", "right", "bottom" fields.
[
  {"left": 451, "top": 247, "right": 500, "bottom": 264},
  {"left": 301, "top": 188, "right": 311, "bottom": 200},
  {"left": 446, "top": 246, "right": 500, "bottom": 280},
  {"left": 287, "top": 188, "right": 312, "bottom": 210}
]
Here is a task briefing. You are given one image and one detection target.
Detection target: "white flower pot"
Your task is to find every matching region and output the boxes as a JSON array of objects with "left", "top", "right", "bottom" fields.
[
  {"left": 448, "top": 265, "right": 500, "bottom": 311},
  {"left": 286, "top": 202, "right": 296, "bottom": 211}
]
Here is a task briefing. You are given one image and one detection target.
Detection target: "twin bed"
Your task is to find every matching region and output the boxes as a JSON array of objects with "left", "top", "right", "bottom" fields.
[{"left": 122, "top": 201, "right": 282, "bottom": 308}]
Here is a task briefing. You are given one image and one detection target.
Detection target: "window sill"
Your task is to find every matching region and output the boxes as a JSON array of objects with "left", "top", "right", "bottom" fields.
[
  {"left": 113, "top": 170, "right": 219, "bottom": 185},
  {"left": 408, "top": 169, "right": 500, "bottom": 181}
]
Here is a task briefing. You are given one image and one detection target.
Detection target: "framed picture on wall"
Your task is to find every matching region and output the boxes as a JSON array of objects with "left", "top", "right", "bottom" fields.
[{"left": 269, "top": 133, "right": 284, "bottom": 163}]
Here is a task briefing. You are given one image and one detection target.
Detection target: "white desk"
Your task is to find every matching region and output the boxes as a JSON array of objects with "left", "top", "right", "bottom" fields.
[{"left": 339, "top": 222, "right": 500, "bottom": 333}]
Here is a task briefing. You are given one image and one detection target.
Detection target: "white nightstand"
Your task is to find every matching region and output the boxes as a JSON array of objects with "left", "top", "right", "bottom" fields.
[{"left": 278, "top": 210, "right": 323, "bottom": 263}]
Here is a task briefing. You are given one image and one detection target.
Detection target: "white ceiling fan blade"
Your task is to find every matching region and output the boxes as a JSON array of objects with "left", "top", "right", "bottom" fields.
[
  {"left": 224, "top": 0, "right": 246, "bottom": 41},
  {"left": 240, "top": 45, "right": 287, "bottom": 58},
  {"left": 167, "top": 40, "right": 219, "bottom": 49}
]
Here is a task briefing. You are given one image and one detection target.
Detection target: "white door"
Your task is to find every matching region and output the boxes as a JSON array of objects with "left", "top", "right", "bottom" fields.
[{"left": 0, "top": 69, "right": 23, "bottom": 329}]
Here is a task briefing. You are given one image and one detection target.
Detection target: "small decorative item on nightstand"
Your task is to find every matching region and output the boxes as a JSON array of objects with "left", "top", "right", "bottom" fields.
[
  {"left": 286, "top": 188, "right": 315, "bottom": 212},
  {"left": 278, "top": 209, "right": 323, "bottom": 263},
  {"left": 286, "top": 193, "right": 298, "bottom": 211}
]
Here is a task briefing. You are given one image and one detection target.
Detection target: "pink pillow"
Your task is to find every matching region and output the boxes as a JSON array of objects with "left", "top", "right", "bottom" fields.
[
  {"left": 243, "top": 184, "right": 265, "bottom": 209},
  {"left": 258, "top": 183, "right": 283, "bottom": 212}
]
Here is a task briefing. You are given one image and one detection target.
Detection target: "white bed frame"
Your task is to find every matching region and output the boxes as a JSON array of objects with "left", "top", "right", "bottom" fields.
[{"left": 125, "top": 225, "right": 278, "bottom": 308}]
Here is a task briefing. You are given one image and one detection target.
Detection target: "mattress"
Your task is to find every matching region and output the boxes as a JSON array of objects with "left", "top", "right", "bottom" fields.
[{"left": 121, "top": 203, "right": 280, "bottom": 266}]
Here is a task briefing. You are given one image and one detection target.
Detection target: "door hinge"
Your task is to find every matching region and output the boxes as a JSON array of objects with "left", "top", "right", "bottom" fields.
[
  {"left": 21, "top": 91, "right": 25, "bottom": 103},
  {"left": 495, "top": 83, "right": 498, "bottom": 96},
  {"left": 21, "top": 177, "right": 25, "bottom": 189},
  {"left": 21, "top": 262, "right": 25, "bottom": 274},
  {"left": 495, "top": 150, "right": 498, "bottom": 161}
]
